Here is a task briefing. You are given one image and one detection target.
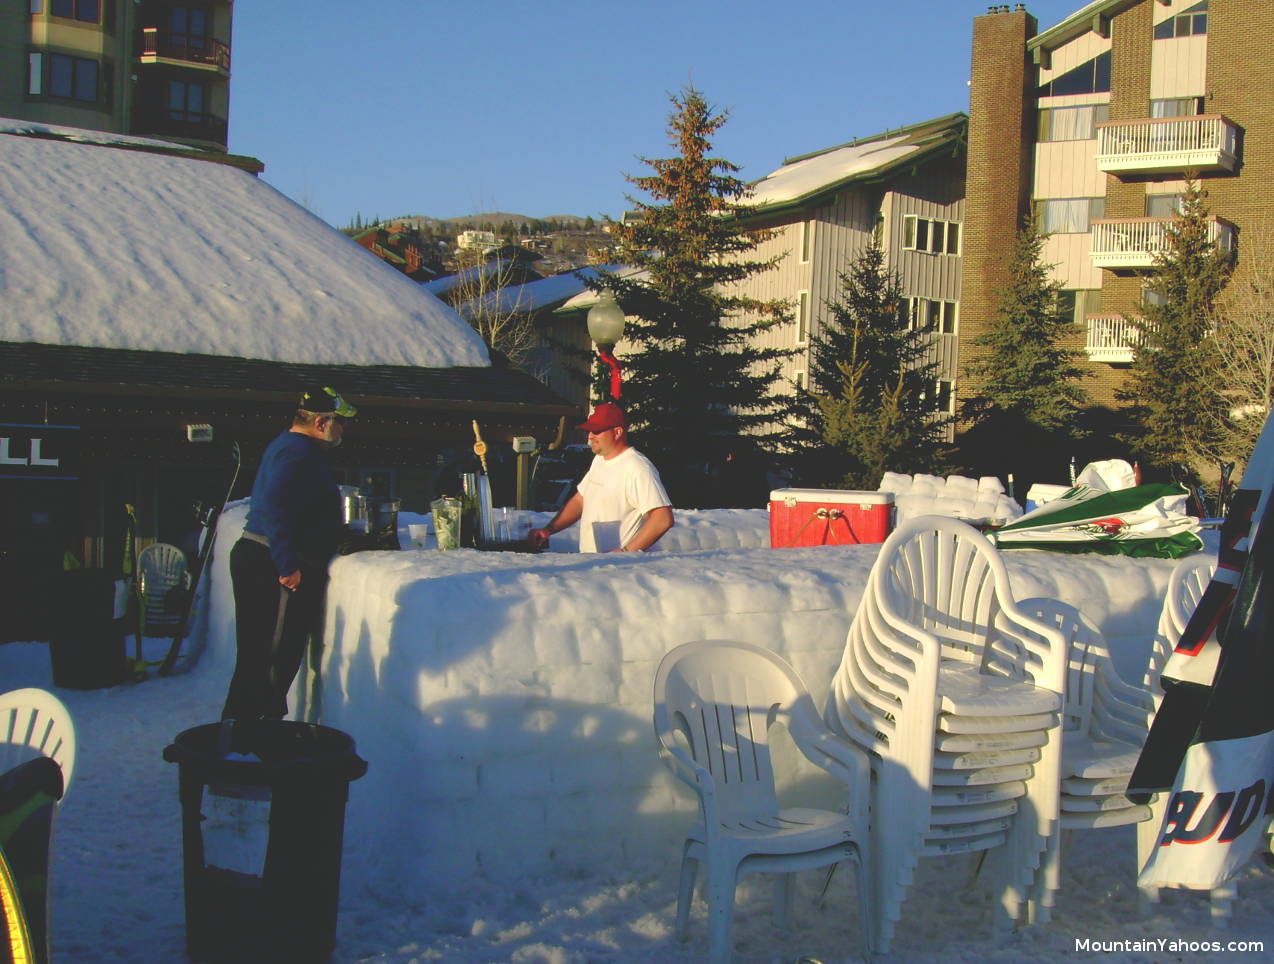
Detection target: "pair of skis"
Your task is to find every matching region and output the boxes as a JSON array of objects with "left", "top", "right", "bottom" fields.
[{"left": 156, "top": 441, "right": 241, "bottom": 676}]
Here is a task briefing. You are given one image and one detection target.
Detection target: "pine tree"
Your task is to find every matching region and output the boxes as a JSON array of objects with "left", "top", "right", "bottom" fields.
[
  {"left": 598, "top": 87, "right": 794, "bottom": 507},
  {"left": 1120, "top": 177, "right": 1234, "bottom": 472},
  {"left": 798, "top": 230, "right": 950, "bottom": 486},
  {"left": 964, "top": 215, "right": 1089, "bottom": 433}
]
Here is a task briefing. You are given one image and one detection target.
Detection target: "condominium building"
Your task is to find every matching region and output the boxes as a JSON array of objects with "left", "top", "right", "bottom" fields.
[
  {"left": 1, "top": 1, "right": 233, "bottom": 150},
  {"left": 735, "top": 113, "right": 968, "bottom": 426},
  {"left": 961, "top": 0, "right": 1273, "bottom": 411}
]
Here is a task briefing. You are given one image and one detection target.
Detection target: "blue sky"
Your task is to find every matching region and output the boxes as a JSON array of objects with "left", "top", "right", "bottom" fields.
[{"left": 229, "top": 1, "right": 1086, "bottom": 228}]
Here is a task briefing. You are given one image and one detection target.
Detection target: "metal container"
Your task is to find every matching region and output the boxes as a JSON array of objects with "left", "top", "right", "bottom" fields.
[
  {"left": 476, "top": 476, "right": 495, "bottom": 543},
  {"left": 339, "top": 487, "right": 367, "bottom": 534},
  {"left": 365, "top": 497, "right": 401, "bottom": 538}
]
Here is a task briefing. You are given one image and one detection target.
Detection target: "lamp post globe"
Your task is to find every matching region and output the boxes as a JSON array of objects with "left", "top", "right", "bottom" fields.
[
  {"left": 587, "top": 290, "right": 627, "bottom": 401},
  {"left": 587, "top": 290, "right": 626, "bottom": 348}
]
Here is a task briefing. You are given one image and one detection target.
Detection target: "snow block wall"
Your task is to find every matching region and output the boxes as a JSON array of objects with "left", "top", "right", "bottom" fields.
[{"left": 200, "top": 504, "right": 1187, "bottom": 900}]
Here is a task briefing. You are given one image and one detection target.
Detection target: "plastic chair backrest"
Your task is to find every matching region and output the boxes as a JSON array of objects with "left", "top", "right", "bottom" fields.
[
  {"left": 1145, "top": 554, "right": 1217, "bottom": 696},
  {"left": 1167, "top": 554, "right": 1215, "bottom": 638},
  {"left": 0, "top": 688, "right": 76, "bottom": 793},
  {"left": 1022, "top": 597, "right": 1151, "bottom": 745},
  {"left": 1021, "top": 599, "right": 1107, "bottom": 733},
  {"left": 138, "top": 543, "right": 188, "bottom": 597},
  {"left": 655, "top": 641, "right": 808, "bottom": 827},
  {"left": 872, "top": 517, "right": 1056, "bottom": 682}
]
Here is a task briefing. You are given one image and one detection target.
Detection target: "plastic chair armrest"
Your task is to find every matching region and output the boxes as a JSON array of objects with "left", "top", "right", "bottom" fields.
[
  {"left": 802, "top": 730, "right": 871, "bottom": 834},
  {"left": 657, "top": 743, "right": 715, "bottom": 796}
]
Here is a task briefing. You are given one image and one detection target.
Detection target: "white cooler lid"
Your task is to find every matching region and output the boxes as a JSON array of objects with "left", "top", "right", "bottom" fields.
[
  {"left": 1025, "top": 483, "right": 1072, "bottom": 502},
  {"left": 769, "top": 488, "right": 894, "bottom": 505}
]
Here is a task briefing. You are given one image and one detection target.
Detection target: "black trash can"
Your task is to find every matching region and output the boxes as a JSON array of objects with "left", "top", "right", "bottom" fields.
[
  {"left": 162, "top": 720, "right": 368, "bottom": 963},
  {"left": 48, "top": 569, "right": 127, "bottom": 688}
]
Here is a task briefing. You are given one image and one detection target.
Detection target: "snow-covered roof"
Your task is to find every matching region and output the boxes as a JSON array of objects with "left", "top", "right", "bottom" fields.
[
  {"left": 456, "top": 265, "right": 621, "bottom": 319},
  {"left": 0, "top": 120, "right": 489, "bottom": 368},
  {"left": 422, "top": 260, "right": 510, "bottom": 296},
  {"left": 554, "top": 266, "right": 648, "bottom": 313},
  {"left": 746, "top": 113, "right": 967, "bottom": 213}
]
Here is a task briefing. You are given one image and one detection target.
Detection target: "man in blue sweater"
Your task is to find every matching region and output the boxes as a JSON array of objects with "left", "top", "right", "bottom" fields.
[{"left": 222, "top": 385, "right": 356, "bottom": 720}]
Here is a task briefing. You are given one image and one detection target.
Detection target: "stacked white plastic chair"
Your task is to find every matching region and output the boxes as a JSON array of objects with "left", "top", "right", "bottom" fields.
[
  {"left": 1142, "top": 553, "right": 1216, "bottom": 707},
  {"left": 825, "top": 516, "right": 1067, "bottom": 952},
  {"left": 0, "top": 688, "right": 76, "bottom": 793},
  {"left": 654, "top": 640, "right": 873, "bottom": 963},
  {"left": 137, "top": 542, "right": 190, "bottom": 636},
  {"left": 1019, "top": 598, "right": 1153, "bottom": 922},
  {"left": 1135, "top": 554, "right": 1237, "bottom": 923}
]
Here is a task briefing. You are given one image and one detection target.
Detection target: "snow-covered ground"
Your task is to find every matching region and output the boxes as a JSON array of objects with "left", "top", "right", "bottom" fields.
[{"left": 3, "top": 514, "right": 1274, "bottom": 963}]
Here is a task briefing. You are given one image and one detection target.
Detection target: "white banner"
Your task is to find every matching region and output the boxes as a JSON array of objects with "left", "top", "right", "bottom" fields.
[{"left": 1139, "top": 733, "right": 1274, "bottom": 889}]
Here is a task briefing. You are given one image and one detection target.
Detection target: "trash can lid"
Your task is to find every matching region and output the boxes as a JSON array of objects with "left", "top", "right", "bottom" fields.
[{"left": 162, "top": 720, "right": 368, "bottom": 785}]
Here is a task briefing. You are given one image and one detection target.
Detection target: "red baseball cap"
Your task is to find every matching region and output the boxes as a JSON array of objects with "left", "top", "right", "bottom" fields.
[{"left": 577, "top": 402, "right": 627, "bottom": 433}]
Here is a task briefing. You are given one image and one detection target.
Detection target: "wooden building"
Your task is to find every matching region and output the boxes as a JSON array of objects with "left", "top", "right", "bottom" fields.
[
  {"left": 0, "top": 122, "right": 575, "bottom": 640},
  {"left": 725, "top": 113, "right": 968, "bottom": 433}
]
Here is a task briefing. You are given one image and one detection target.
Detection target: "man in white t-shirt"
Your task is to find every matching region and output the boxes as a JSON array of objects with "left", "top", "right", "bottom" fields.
[{"left": 528, "top": 402, "right": 674, "bottom": 553}]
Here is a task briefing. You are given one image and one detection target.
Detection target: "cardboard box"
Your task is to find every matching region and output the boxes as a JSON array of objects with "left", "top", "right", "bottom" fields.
[{"left": 768, "top": 488, "right": 894, "bottom": 548}]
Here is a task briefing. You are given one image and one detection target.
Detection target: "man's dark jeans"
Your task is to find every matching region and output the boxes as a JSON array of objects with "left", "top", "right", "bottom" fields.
[{"left": 222, "top": 538, "right": 325, "bottom": 720}]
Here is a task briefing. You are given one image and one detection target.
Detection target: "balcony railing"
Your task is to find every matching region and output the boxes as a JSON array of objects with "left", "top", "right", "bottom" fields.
[
  {"left": 1085, "top": 313, "right": 1144, "bottom": 364},
  {"left": 1095, "top": 115, "right": 1238, "bottom": 175},
  {"left": 140, "top": 28, "right": 231, "bottom": 72},
  {"left": 1090, "top": 215, "right": 1236, "bottom": 270},
  {"left": 131, "top": 111, "right": 228, "bottom": 148}
]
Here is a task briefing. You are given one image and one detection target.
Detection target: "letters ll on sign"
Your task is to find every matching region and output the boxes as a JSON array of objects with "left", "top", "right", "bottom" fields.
[{"left": 0, "top": 424, "right": 80, "bottom": 480}]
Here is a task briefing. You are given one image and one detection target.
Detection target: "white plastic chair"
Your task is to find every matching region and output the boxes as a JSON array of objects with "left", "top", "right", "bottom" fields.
[
  {"left": 825, "top": 516, "right": 1067, "bottom": 951},
  {"left": 1018, "top": 599, "right": 1153, "bottom": 922},
  {"left": 0, "top": 688, "right": 76, "bottom": 795},
  {"left": 1142, "top": 553, "right": 1217, "bottom": 706},
  {"left": 654, "top": 639, "right": 872, "bottom": 963},
  {"left": 138, "top": 542, "right": 190, "bottom": 636},
  {"left": 0, "top": 687, "right": 75, "bottom": 964}
]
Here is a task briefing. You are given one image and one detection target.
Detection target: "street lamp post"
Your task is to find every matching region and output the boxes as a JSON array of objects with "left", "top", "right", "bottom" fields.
[{"left": 586, "top": 289, "right": 626, "bottom": 402}]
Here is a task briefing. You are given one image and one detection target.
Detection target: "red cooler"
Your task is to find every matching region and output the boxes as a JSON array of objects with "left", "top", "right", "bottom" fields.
[{"left": 768, "top": 488, "right": 894, "bottom": 548}]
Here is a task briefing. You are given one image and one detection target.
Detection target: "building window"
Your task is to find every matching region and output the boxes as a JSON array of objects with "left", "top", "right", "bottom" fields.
[
  {"left": 794, "top": 370, "right": 807, "bottom": 391},
  {"left": 1038, "top": 104, "right": 1110, "bottom": 141},
  {"left": 50, "top": 0, "right": 99, "bottom": 22},
  {"left": 1150, "top": 96, "right": 1204, "bottom": 118},
  {"left": 1035, "top": 197, "right": 1105, "bottom": 234},
  {"left": 934, "top": 379, "right": 954, "bottom": 415},
  {"left": 172, "top": 5, "right": 209, "bottom": 36},
  {"left": 903, "top": 216, "right": 960, "bottom": 255},
  {"left": 796, "top": 291, "right": 809, "bottom": 345},
  {"left": 171, "top": 5, "right": 210, "bottom": 48},
  {"left": 800, "top": 220, "right": 812, "bottom": 263},
  {"left": 908, "top": 298, "right": 958, "bottom": 334},
  {"left": 1057, "top": 289, "right": 1100, "bottom": 325},
  {"left": 29, "top": 1, "right": 42, "bottom": 14},
  {"left": 27, "top": 52, "right": 43, "bottom": 94},
  {"left": 1037, "top": 50, "right": 1112, "bottom": 97},
  {"left": 168, "top": 80, "right": 207, "bottom": 122},
  {"left": 1154, "top": 1, "right": 1207, "bottom": 39},
  {"left": 1146, "top": 194, "right": 1184, "bottom": 219},
  {"left": 31, "top": 51, "right": 100, "bottom": 102}
]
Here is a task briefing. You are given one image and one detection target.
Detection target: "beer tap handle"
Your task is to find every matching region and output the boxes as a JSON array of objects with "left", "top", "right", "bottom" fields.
[{"left": 472, "top": 419, "right": 489, "bottom": 474}]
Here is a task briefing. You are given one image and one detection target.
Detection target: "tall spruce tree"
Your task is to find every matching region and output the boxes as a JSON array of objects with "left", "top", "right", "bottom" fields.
[
  {"left": 1119, "top": 178, "right": 1234, "bottom": 472},
  {"left": 599, "top": 87, "right": 793, "bottom": 507},
  {"left": 964, "top": 214, "right": 1089, "bottom": 433},
  {"left": 799, "top": 230, "right": 951, "bottom": 487}
]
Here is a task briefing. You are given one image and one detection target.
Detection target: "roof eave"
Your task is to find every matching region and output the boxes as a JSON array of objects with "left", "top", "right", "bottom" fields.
[
  {"left": 1027, "top": 0, "right": 1145, "bottom": 57},
  {"left": 739, "top": 128, "right": 966, "bottom": 224}
]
